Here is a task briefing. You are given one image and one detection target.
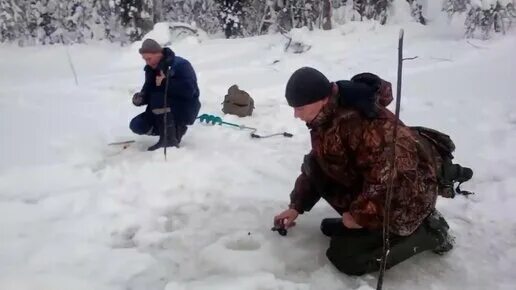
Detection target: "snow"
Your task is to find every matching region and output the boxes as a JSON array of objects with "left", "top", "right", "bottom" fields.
[
  {"left": 1, "top": 21, "right": 516, "bottom": 290},
  {"left": 388, "top": 0, "right": 414, "bottom": 24},
  {"left": 471, "top": 0, "right": 514, "bottom": 9},
  {"left": 137, "top": 22, "right": 172, "bottom": 45}
]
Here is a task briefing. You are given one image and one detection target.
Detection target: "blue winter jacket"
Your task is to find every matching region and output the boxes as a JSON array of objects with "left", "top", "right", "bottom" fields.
[{"left": 140, "top": 47, "right": 201, "bottom": 125}]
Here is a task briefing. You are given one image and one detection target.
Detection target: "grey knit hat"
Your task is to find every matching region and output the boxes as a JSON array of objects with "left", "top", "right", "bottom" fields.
[{"left": 139, "top": 39, "right": 162, "bottom": 54}]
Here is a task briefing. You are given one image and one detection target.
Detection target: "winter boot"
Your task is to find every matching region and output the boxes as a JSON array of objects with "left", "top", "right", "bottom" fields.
[
  {"left": 426, "top": 210, "right": 454, "bottom": 254},
  {"left": 148, "top": 113, "right": 179, "bottom": 151},
  {"left": 321, "top": 218, "right": 346, "bottom": 237}
]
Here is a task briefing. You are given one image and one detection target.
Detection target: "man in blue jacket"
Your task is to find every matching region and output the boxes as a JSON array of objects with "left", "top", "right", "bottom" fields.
[{"left": 130, "top": 39, "right": 201, "bottom": 151}]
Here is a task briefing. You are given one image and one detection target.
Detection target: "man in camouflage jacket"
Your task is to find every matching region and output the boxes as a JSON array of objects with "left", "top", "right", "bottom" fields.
[{"left": 274, "top": 67, "right": 452, "bottom": 275}]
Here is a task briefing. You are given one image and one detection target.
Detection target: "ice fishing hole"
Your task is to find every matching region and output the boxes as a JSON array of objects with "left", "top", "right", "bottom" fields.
[{"left": 225, "top": 237, "right": 261, "bottom": 251}]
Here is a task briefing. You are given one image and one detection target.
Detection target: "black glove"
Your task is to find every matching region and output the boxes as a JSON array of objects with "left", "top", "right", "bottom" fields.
[{"left": 132, "top": 92, "right": 144, "bottom": 106}]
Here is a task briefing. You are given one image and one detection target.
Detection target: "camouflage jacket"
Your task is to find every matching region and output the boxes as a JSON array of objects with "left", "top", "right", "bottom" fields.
[{"left": 289, "top": 92, "right": 439, "bottom": 236}]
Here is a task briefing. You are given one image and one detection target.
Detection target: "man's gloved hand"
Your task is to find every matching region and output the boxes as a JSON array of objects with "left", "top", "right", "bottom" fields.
[{"left": 132, "top": 92, "right": 144, "bottom": 106}]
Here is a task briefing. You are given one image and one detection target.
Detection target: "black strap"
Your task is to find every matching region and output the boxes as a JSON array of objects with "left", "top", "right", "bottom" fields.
[
  {"left": 251, "top": 132, "right": 293, "bottom": 139},
  {"left": 455, "top": 182, "right": 475, "bottom": 196}
]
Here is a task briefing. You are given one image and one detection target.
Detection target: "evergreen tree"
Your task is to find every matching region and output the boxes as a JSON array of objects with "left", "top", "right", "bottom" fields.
[
  {"left": 351, "top": 0, "right": 393, "bottom": 24},
  {"left": 443, "top": 0, "right": 470, "bottom": 17},
  {"left": 163, "top": 0, "right": 220, "bottom": 35},
  {"left": 407, "top": 0, "right": 426, "bottom": 24},
  {"left": 98, "top": 0, "right": 125, "bottom": 42},
  {"left": 291, "top": 0, "right": 318, "bottom": 30},
  {"left": 0, "top": 0, "right": 25, "bottom": 42},
  {"left": 119, "top": 0, "right": 154, "bottom": 42},
  {"left": 0, "top": 0, "right": 514, "bottom": 45},
  {"left": 465, "top": 1, "right": 515, "bottom": 39},
  {"left": 216, "top": 0, "right": 244, "bottom": 38}
]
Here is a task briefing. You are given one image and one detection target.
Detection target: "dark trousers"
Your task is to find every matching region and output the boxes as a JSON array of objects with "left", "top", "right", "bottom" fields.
[
  {"left": 325, "top": 218, "right": 441, "bottom": 276},
  {"left": 129, "top": 112, "right": 188, "bottom": 142}
]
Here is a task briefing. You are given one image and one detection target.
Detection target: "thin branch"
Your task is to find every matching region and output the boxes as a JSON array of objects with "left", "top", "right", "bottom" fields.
[
  {"left": 403, "top": 56, "right": 419, "bottom": 61},
  {"left": 429, "top": 57, "right": 453, "bottom": 62},
  {"left": 169, "top": 24, "right": 198, "bottom": 35},
  {"left": 65, "top": 46, "right": 79, "bottom": 86}
]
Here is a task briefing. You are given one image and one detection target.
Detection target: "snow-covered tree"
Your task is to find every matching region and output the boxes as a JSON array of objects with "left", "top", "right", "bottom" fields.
[
  {"left": 349, "top": 0, "right": 393, "bottom": 24},
  {"left": 59, "top": 1, "right": 90, "bottom": 43},
  {"left": 25, "top": 0, "right": 52, "bottom": 44},
  {"left": 119, "top": 0, "right": 154, "bottom": 41},
  {"left": 465, "top": 1, "right": 516, "bottom": 39},
  {"left": 443, "top": 0, "right": 470, "bottom": 17},
  {"left": 96, "top": 0, "right": 125, "bottom": 42},
  {"left": 0, "top": 0, "right": 514, "bottom": 45},
  {"left": 321, "top": 0, "right": 332, "bottom": 29},
  {"left": 163, "top": 0, "right": 220, "bottom": 35},
  {"left": 0, "top": 0, "right": 25, "bottom": 42},
  {"left": 257, "top": 0, "right": 321, "bottom": 34},
  {"left": 368, "top": 0, "right": 392, "bottom": 24},
  {"left": 239, "top": 0, "right": 265, "bottom": 36},
  {"left": 216, "top": 0, "right": 244, "bottom": 38},
  {"left": 407, "top": 0, "right": 426, "bottom": 24},
  {"left": 291, "top": 0, "right": 319, "bottom": 30}
]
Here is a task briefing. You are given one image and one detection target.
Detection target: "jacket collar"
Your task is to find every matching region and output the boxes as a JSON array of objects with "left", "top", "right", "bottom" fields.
[{"left": 307, "top": 95, "right": 338, "bottom": 130}]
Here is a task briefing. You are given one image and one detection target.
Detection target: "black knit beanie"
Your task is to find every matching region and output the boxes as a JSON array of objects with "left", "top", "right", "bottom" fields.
[{"left": 285, "top": 67, "right": 332, "bottom": 107}]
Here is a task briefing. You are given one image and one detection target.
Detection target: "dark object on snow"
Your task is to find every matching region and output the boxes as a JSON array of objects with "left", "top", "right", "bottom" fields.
[
  {"left": 222, "top": 85, "right": 254, "bottom": 117},
  {"left": 271, "top": 226, "right": 287, "bottom": 236},
  {"left": 108, "top": 140, "right": 135, "bottom": 150},
  {"left": 285, "top": 67, "right": 332, "bottom": 107},
  {"left": 285, "top": 40, "right": 312, "bottom": 54}
]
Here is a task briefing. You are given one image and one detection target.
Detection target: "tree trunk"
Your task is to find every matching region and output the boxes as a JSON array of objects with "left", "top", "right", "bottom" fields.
[
  {"left": 322, "top": 0, "right": 332, "bottom": 30},
  {"left": 152, "top": 0, "right": 163, "bottom": 23}
]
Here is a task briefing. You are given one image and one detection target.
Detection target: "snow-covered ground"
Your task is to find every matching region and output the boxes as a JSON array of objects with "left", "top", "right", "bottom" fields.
[{"left": 1, "top": 22, "right": 515, "bottom": 290}]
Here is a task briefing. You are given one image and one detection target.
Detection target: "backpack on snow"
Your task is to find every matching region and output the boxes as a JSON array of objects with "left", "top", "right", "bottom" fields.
[{"left": 222, "top": 85, "right": 255, "bottom": 117}]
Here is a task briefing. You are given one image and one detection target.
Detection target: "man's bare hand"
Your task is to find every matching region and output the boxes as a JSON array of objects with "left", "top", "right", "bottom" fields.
[
  {"left": 342, "top": 212, "right": 362, "bottom": 229},
  {"left": 274, "top": 208, "right": 299, "bottom": 229}
]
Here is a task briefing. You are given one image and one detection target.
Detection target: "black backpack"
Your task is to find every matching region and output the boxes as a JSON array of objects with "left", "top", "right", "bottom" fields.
[{"left": 411, "top": 126, "right": 474, "bottom": 198}]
